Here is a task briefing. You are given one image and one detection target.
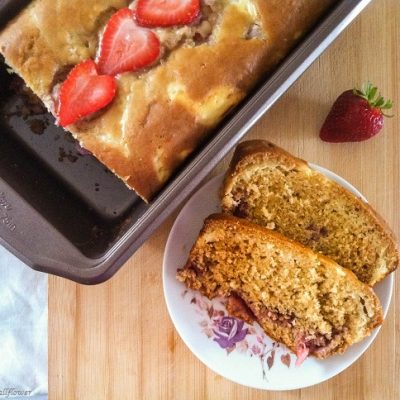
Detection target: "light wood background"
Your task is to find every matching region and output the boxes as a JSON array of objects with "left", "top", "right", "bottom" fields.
[{"left": 49, "top": 0, "right": 400, "bottom": 398}]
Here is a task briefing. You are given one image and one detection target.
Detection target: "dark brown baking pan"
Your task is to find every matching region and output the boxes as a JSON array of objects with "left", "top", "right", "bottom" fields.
[
  {"left": 0, "top": 0, "right": 372, "bottom": 284},
  {"left": 0, "top": 0, "right": 32, "bottom": 31}
]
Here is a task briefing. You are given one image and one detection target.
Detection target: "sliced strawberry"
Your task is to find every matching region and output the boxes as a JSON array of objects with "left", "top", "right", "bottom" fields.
[
  {"left": 97, "top": 8, "right": 160, "bottom": 76},
  {"left": 295, "top": 341, "right": 310, "bottom": 367},
  {"left": 135, "top": 0, "right": 201, "bottom": 27},
  {"left": 58, "top": 60, "right": 116, "bottom": 127}
]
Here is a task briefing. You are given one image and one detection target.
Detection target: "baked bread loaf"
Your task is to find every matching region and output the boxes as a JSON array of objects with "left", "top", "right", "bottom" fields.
[
  {"left": 221, "top": 140, "right": 399, "bottom": 286},
  {"left": 0, "top": 0, "right": 333, "bottom": 201},
  {"left": 177, "top": 214, "right": 383, "bottom": 361}
]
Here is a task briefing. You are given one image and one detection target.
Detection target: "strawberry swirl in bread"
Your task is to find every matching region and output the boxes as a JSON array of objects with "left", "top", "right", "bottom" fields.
[{"left": 0, "top": 0, "right": 333, "bottom": 201}]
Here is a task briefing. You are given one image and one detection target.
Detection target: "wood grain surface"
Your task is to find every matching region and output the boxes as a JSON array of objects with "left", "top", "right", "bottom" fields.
[{"left": 49, "top": 0, "right": 400, "bottom": 398}]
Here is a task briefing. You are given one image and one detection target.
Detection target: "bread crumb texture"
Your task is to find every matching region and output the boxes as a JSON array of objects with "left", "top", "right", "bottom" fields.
[
  {"left": 177, "top": 214, "right": 383, "bottom": 359},
  {"left": 221, "top": 141, "right": 399, "bottom": 285}
]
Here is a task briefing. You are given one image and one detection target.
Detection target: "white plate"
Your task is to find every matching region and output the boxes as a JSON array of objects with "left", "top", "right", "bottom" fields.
[{"left": 163, "top": 165, "right": 393, "bottom": 391}]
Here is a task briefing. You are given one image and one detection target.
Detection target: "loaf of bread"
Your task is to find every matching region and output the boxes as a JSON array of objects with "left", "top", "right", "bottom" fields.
[
  {"left": 0, "top": 1, "right": 333, "bottom": 201},
  {"left": 221, "top": 140, "right": 399, "bottom": 286},
  {"left": 177, "top": 214, "right": 383, "bottom": 361}
]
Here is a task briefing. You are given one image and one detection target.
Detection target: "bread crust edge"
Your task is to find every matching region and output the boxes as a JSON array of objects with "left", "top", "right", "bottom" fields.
[{"left": 221, "top": 140, "right": 399, "bottom": 285}]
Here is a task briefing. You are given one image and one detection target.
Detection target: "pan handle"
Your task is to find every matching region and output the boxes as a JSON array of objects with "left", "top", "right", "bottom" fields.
[
  {"left": 0, "top": 179, "right": 103, "bottom": 284},
  {"left": 0, "top": 181, "right": 59, "bottom": 269}
]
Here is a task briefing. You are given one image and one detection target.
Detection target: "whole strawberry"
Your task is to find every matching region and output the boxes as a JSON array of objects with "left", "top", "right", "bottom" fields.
[{"left": 320, "top": 82, "right": 393, "bottom": 142}]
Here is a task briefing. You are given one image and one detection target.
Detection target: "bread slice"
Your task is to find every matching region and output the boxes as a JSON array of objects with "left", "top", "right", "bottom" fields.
[
  {"left": 221, "top": 140, "right": 399, "bottom": 286},
  {"left": 177, "top": 214, "right": 383, "bottom": 361}
]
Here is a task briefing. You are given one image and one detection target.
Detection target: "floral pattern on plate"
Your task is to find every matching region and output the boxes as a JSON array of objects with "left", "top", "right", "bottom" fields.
[
  {"left": 182, "top": 289, "right": 294, "bottom": 379},
  {"left": 164, "top": 172, "right": 392, "bottom": 390}
]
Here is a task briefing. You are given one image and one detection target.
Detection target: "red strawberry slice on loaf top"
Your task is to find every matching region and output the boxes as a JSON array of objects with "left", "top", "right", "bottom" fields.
[
  {"left": 58, "top": 60, "right": 116, "bottom": 127},
  {"left": 97, "top": 8, "right": 160, "bottom": 76},
  {"left": 135, "top": 0, "right": 201, "bottom": 27}
]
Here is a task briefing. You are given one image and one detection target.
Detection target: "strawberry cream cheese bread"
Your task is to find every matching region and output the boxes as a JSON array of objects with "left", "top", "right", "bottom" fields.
[
  {"left": 221, "top": 141, "right": 399, "bottom": 285},
  {"left": 177, "top": 214, "right": 383, "bottom": 363},
  {"left": 0, "top": 0, "right": 333, "bottom": 201}
]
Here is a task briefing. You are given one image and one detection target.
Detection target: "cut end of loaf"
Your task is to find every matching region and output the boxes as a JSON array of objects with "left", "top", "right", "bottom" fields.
[
  {"left": 177, "top": 214, "right": 383, "bottom": 360},
  {"left": 221, "top": 140, "right": 399, "bottom": 286}
]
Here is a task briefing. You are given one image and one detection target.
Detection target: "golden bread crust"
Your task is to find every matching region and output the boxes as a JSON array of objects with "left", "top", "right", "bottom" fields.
[
  {"left": 0, "top": 1, "right": 333, "bottom": 201},
  {"left": 178, "top": 213, "right": 383, "bottom": 359},
  {"left": 222, "top": 140, "right": 399, "bottom": 285}
]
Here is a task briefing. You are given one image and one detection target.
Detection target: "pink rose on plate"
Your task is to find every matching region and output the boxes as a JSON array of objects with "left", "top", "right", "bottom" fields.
[{"left": 213, "top": 317, "right": 248, "bottom": 349}]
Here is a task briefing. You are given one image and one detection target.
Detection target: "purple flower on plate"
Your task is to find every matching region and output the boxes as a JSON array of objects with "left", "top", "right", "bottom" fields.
[{"left": 213, "top": 317, "right": 248, "bottom": 349}]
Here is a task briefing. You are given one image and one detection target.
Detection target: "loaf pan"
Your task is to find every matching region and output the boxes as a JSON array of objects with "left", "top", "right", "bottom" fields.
[{"left": 0, "top": 0, "right": 372, "bottom": 284}]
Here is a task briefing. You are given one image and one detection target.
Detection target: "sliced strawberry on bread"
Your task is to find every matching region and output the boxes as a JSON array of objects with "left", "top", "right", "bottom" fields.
[
  {"left": 57, "top": 60, "right": 116, "bottom": 127},
  {"left": 135, "top": 0, "right": 201, "bottom": 27},
  {"left": 97, "top": 8, "right": 160, "bottom": 76}
]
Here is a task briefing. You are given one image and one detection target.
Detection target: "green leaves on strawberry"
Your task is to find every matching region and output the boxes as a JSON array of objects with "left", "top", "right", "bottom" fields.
[
  {"left": 353, "top": 82, "right": 393, "bottom": 116},
  {"left": 320, "top": 83, "right": 393, "bottom": 143}
]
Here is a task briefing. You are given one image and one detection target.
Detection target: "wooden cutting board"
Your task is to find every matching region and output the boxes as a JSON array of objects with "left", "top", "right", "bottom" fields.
[{"left": 49, "top": 0, "right": 400, "bottom": 398}]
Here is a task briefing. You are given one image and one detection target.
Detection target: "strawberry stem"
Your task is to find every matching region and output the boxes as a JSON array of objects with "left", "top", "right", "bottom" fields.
[{"left": 353, "top": 82, "right": 394, "bottom": 116}]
